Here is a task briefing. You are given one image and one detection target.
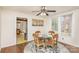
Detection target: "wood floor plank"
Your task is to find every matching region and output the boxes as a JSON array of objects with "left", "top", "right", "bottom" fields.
[{"left": 1, "top": 42, "right": 79, "bottom": 53}]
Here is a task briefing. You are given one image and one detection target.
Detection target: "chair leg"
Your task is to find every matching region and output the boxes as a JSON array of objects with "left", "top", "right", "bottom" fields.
[
  {"left": 53, "top": 45, "right": 58, "bottom": 53},
  {"left": 35, "top": 45, "right": 37, "bottom": 52}
]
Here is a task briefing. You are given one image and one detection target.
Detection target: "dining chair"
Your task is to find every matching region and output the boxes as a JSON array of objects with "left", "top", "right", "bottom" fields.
[
  {"left": 46, "top": 31, "right": 58, "bottom": 48},
  {"left": 33, "top": 31, "right": 44, "bottom": 52}
]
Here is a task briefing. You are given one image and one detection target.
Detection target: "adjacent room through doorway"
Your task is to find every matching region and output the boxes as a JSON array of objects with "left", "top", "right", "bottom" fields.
[{"left": 16, "top": 17, "right": 27, "bottom": 44}]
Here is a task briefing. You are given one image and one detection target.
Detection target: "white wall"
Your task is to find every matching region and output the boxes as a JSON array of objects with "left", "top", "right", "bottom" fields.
[
  {"left": 52, "top": 9, "right": 79, "bottom": 47},
  {"left": 0, "top": 8, "right": 1, "bottom": 49},
  {"left": 0, "top": 8, "right": 52, "bottom": 48},
  {"left": 72, "top": 9, "right": 79, "bottom": 47},
  {"left": 0, "top": 9, "right": 33, "bottom": 48}
]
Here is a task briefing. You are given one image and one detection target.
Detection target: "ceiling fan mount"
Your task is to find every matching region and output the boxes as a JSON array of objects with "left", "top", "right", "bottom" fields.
[{"left": 32, "top": 6, "right": 56, "bottom": 16}]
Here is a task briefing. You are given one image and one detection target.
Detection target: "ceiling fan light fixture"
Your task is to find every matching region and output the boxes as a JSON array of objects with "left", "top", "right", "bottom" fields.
[
  {"left": 33, "top": 6, "right": 56, "bottom": 16},
  {"left": 40, "top": 12, "right": 47, "bottom": 16}
]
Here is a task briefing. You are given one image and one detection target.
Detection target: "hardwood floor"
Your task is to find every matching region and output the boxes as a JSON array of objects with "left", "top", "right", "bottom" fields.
[
  {"left": 1, "top": 43, "right": 27, "bottom": 53},
  {"left": 60, "top": 42, "right": 79, "bottom": 53},
  {"left": 1, "top": 42, "right": 79, "bottom": 53}
]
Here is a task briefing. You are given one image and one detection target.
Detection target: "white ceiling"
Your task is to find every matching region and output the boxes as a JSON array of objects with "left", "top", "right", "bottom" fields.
[{"left": 1, "top": 6, "right": 79, "bottom": 15}]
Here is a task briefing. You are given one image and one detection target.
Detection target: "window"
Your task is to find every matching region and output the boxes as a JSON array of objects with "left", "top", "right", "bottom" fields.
[
  {"left": 52, "top": 18, "right": 58, "bottom": 31},
  {"left": 60, "top": 14, "right": 72, "bottom": 36}
]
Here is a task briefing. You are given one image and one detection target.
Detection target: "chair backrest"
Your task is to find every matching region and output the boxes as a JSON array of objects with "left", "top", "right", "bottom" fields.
[
  {"left": 33, "top": 31, "right": 41, "bottom": 44},
  {"left": 48, "top": 31, "right": 55, "bottom": 38},
  {"left": 35, "top": 31, "right": 41, "bottom": 37},
  {"left": 48, "top": 31, "right": 58, "bottom": 40},
  {"left": 53, "top": 34, "right": 58, "bottom": 40}
]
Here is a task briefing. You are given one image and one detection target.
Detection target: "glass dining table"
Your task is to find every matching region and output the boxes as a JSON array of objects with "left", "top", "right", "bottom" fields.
[{"left": 36, "top": 34, "right": 58, "bottom": 53}]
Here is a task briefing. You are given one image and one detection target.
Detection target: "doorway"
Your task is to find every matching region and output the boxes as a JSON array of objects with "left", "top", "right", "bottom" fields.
[{"left": 16, "top": 17, "right": 27, "bottom": 44}]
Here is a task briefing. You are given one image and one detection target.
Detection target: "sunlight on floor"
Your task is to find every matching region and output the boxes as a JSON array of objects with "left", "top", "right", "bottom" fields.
[{"left": 17, "top": 37, "right": 27, "bottom": 44}]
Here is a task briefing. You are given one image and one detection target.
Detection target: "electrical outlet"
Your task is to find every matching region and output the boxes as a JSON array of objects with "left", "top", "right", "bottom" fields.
[{"left": 62, "top": 38, "right": 64, "bottom": 40}]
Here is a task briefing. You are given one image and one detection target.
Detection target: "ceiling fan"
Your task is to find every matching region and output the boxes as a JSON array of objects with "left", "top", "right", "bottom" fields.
[{"left": 32, "top": 6, "right": 56, "bottom": 16}]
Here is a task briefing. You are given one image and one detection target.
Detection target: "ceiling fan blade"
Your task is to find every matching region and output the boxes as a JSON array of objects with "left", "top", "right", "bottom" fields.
[
  {"left": 36, "top": 12, "right": 41, "bottom": 16},
  {"left": 45, "top": 12, "right": 49, "bottom": 16},
  {"left": 47, "top": 10, "right": 56, "bottom": 12}
]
